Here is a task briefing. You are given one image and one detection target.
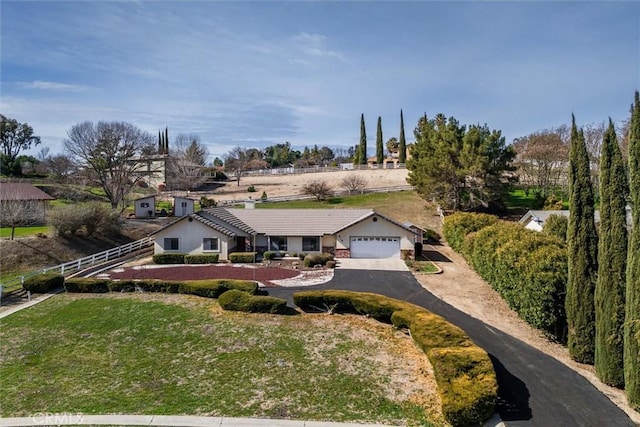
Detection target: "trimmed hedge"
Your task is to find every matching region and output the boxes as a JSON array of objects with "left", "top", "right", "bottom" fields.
[
  {"left": 292, "top": 290, "right": 497, "bottom": 426},
  {"left": 64, "top": 278, "right": 111, "bottom": 293},
  {"left": 218, "top": 289, "right": 288, "bottom": 314},
  {"left": 64, "top": 277, "right": 257, "bottom": 297},
  {"left": 152, "top": 253, "right": 186, "bottom": 264},
  {"left": 184, "top": 254, "right": 219, "bottom": 264},
  {"left": 262, "top": 251, "right": 277, "bottom": 260},
  {"left": 23, "top": 273, "right": 64, "bottom": 293},
  {"left": 442, "top": 212, "right": 499, "bottom": 252},
  {"left": 303, "top": 253, "right": 334, "bottom": 268},
  {"left": 454, "top": 215, "right": 568, "bottom": 342},
  {"left": 229, "top": 252, "right": 257, "bottom": 263}
]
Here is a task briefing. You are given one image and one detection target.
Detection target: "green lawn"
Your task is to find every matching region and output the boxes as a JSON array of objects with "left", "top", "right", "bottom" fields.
[
  {"left": 0, "top": 226, "right": 50, "bottom": 239},
  {"left": 259, "top": 191, "right": 417, "bottom": 209},
  {"left": 0, "top": 294, "right": 441, "bottom": 426}
]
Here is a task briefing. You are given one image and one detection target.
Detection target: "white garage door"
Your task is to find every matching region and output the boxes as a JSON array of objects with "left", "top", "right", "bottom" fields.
[{"left": 350, "top": 236, "right": 401, "bottom": 258}]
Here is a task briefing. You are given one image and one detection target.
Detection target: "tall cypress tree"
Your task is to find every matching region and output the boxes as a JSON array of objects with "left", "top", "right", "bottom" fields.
[
  {"left": 595, "top": 118, "right": 628, "bottom": 387},
  {"left": 566, "top": 114, "right": 598, "bottom": 364},
  {"left": 625, "top": 90, "right": 640, "bottom": 409},
  {"left": 399, "top": 109, "right": 407, "bottom": 163},
  {"left": 359, "top": 113, "right": 367, "bottom": 165},
  {"left": 376, "top": 116, "right": 384, "bottom": 165}
]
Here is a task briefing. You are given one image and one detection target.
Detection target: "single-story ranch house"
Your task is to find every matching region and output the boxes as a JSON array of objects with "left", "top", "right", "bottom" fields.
[{"left": 152, "top": 207, "right": 420, "bottom": 260}]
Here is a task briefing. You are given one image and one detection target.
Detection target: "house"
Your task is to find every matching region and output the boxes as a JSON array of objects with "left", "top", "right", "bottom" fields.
[
  {"left": 133, "top": 195, "right": 156, "bottom": 218},
  {"left": 151, "top": 207, "right": 419, "bottom": 260},
  {"left": 0, "top": 182, "right": 55, "bottom": 226},
  {"left": 173, "top": 196, "right": 195, "bottom": 216},
  {"left": 518, "top": 208, "right": 633, "bottom": 232}
]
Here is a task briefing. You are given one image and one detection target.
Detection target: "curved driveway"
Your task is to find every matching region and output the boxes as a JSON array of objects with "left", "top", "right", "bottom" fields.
[{"left": 268, "top": 269, "right": 634, "bottom": 427}]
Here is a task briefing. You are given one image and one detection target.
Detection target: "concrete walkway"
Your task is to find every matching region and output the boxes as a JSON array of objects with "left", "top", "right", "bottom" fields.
[
  {"left": 335, "top": 258, "right": 408, "bottom": 271},
  {"left": 0, "top": 415, "right": 392, "bottom": 427}
]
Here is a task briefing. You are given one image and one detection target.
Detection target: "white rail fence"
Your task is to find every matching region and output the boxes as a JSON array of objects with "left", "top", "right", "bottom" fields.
[
  {"left": 230, "top": 163, "right": 407, "bottom": 178},
  {"left": 0, "top": 237, "right": 154, "bottom": 295}
]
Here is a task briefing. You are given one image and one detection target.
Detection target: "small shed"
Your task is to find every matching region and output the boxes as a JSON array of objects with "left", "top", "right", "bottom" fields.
[
  {"left": 134, "top": 195, "right": 156, "bottom": 218},
  {"left": 173, "top": 196, "right": 195, "bottom": 216}
]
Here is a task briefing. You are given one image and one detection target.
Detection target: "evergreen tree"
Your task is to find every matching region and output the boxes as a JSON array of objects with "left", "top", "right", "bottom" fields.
[
  {"left": 625, "top": 90, "right": 640, "bottom": 409},
  {"left": 399, "top": 109, "right": 407, "bottom": 163},
  {"left": 566, "top": 114, "right": 598, "bottom": 364},
  {"left": 359, "top": 113, "right": 367, "bottom": 165},
  {"left": 376, "top": 116, "right": 384, "bottom": 165},
  {"left": 595, "top": 118, "right": 628, "bottom": 387}
]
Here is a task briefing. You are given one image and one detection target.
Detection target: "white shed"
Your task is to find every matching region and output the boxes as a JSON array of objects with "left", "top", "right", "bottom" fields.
[
  {"left": 134, "top": 196, "right": 156, "bottom": 218},
  {"left": 173, "top": 196, "right": 195, "bottom": 216}
]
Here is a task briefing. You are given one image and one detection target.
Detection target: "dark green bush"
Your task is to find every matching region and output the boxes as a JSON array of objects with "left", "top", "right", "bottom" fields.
[
  {"left": 303, "top": 253, "right": 334, "bottom": 268},
  {"left": 184, "top": 254, "right": 219, "bottom": 264},
  {"left": 293, "top": 290, "right": 497, "bottom": 426},
  {"left": 179, "top": 280, "right": 258, "bottom": 298},
  {"left": 298, "top": 253, "right": 307, "bottom": 260},
  {"left": 152, "top": 253, "right": 186, "bottom": 264},
  {"left": 64, "top": 278, "right": 111, "bottom": 293},
  {"left": 462, "top": 221, "right": 568, "bottom": 341},
  {"left": 22, "top": 273, "right": 64, "bottom": 293},
  {"left": 543, "top": 214, "right": 569, "bottom": 242},
  {"left": 218, "top": 289, "right": 288, "bottom": 314},
  {"left": 247, "top": 185, "right": 257, "bottom": 192},
  {"left": 442, "top": 212, "right": 499, "bottom": 252},
  {"left": 262, "top": 251, "right": 277, "bottom": 261},
  {"left": 229, "top": 252, "right": 257, "bottom": 263}
]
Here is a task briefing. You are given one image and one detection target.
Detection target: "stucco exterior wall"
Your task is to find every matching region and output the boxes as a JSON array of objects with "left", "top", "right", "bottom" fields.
[
  {"left": 335, "top": 215, "right": 415, "bottom": 251},
  {"left": 153, "top": 219, "right": 230, "bottom": 260}
]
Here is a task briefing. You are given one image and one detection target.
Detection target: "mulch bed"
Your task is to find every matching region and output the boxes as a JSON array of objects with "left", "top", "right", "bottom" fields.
[{"left": 104, "top": 264, "right": 301, "bottom": 287}]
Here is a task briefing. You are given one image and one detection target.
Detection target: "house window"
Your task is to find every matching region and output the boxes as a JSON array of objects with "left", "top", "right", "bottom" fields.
[
  {"left": 302, "top": 237, "right": 320, "bottom": 252},
  {"left": 181, "top": 202, "right": 187, "bottom": 207},
  {"left": 140, "top": 202, "right": 149, "bottom": 208},
  {"left": 269, "top": 236, "right": 288, "bottom": 252},
  {"left": 203, "top": 238, "right": 219, "bottom": 252},
  {"left": 164, "top": 237, "right": 179, "bottom": 251}
]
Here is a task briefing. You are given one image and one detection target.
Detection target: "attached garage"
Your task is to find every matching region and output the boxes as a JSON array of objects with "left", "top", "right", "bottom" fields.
[{"left": 350, "top": 236, "right": 401, "bottom": 258}]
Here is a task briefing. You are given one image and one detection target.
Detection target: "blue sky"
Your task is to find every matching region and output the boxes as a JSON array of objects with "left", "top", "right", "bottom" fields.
[{"left": 1, "top": 1, "right": 639, "bottom": 162}]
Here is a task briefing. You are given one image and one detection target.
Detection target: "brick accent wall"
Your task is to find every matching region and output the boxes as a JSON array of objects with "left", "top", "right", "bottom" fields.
[
  {"left": 322, "top": 246, "right": 335, "bottom": 255},
  {"left": 334, "top": 248, "right": 350, "bottom": 258}
]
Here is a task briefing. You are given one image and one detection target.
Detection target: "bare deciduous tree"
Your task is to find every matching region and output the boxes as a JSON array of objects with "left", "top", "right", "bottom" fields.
[
  {"left": 167, "top": 133, "right": 209, "bottom": 191},
  {"left": 512, "top": 126, "right": 570, "bottom": 198},
  {"left": 302, "top": 180, "right": 333, "bottom": 201},
  {"left": 224, "top": 146, "right": 266, "bottom": 186},
  {"left": 0, "top": 189, "right": 46, "bottom": 240},
  {"left": 341, "top": 174, "right": 367, "bottom": 194},
  {"left": 64, "top": 121, "right": 154, "bottom": 208}
]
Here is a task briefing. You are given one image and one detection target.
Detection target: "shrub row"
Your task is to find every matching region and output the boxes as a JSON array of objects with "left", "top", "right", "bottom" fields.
[
  {"left": 229, "top": 252, "right": 257, "bottom": 263},
  {"left": 22, "top": 273, "right": 65, "bottom": 293},
  {"left": 218, "top": 289, "right": 288, "bottom": 314},
  {"left": 152, "top": 253, "right": 187, "bottom": 264},
  {"left": 64, "top": 277, "right": 258, "bottom": 297},
  {"left": 303, "top": 253, "right": 334, "bottom": 268},
  {"left": 262, "top": 251, "right": 278, "bottom": 261},
  {"left": 292, "top": 290, "right": 497, "bottom": 426},
  {"left": 442, "top": 212, "right": 499, "bottom": 252},
  {"left": 185, "top": 254, "right": 219, "bottom": 264},
  {"left": 445, "top": 213, "right": 568, "bottom": 342}
]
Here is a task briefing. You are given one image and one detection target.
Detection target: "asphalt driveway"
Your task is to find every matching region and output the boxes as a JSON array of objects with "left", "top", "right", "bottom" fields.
[{"left": 268, "top": 269, "right": 635, "bottom": 427}]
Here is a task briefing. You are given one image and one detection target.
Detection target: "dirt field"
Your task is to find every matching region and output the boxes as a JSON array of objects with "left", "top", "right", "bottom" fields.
[{"left": 191, "top": 168, "right": 410, "bottom": 202}]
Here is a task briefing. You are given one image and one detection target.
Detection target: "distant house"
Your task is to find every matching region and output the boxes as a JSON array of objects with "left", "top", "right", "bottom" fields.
[
  {"left": 173, "top": 196, "right": 195, "bottom": 217},
  {"left": 519, "top": 208, "right": 632, "bottom": 232},
  {"left": 151, "top": 207, "right": 419, "bottom": 260},
  {"left": 0, "top": 183, "right": 55, "bottom": 226},
  {"left": 133, "top": 196, "right": 156, "bottom": 218}
]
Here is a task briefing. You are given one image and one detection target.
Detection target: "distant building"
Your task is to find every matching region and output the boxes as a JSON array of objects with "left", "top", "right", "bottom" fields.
[{"left": 0, "top": 183, "right": 55, "bottom": 226}]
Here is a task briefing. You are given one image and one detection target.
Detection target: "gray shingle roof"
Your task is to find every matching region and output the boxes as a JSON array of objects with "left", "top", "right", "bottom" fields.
[{"left": 213, "top": 208, "right": 375, "bottom": 236}]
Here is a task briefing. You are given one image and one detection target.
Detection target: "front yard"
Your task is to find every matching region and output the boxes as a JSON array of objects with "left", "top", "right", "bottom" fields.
[{"left": 0, "top": 293, "right": 444, "bottom": 426}]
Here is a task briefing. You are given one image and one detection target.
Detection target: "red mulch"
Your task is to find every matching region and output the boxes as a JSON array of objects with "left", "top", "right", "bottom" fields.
[{"left": 105, "top": 265, "right": 300, "bottom": 287}]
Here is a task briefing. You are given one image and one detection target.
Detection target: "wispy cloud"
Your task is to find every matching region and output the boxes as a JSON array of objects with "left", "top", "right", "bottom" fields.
[
  {"left": 293, "top": 32, "right": 344, "bottom": 60},
  {"left": 14, "top": 80, "right": 92, "bottom": 92}
]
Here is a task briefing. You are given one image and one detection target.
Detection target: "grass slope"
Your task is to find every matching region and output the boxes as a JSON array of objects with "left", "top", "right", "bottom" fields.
[{"left": 0, "top": 294, "right": 442, "bottom": 426}]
